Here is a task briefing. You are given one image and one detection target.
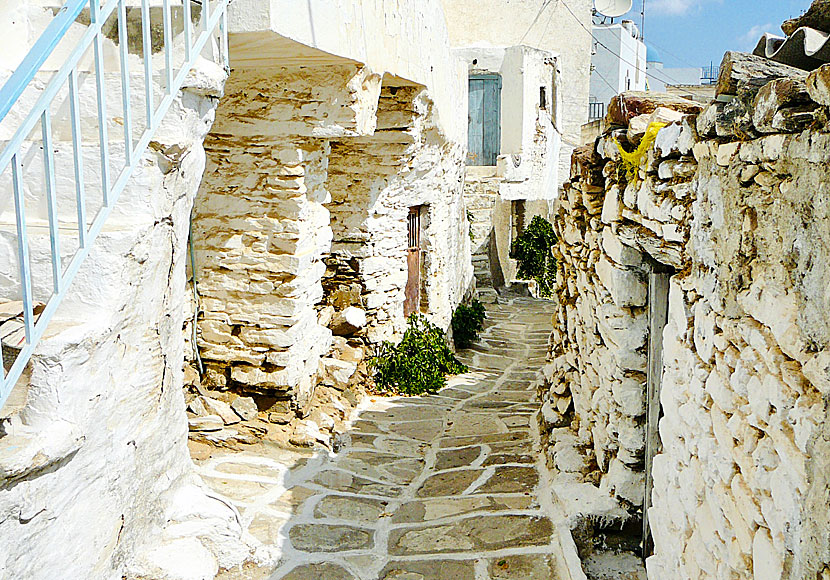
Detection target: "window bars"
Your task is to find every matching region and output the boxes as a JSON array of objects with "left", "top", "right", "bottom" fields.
[{"left": 0, "top": 0, "right": 230, "bottom": 410}]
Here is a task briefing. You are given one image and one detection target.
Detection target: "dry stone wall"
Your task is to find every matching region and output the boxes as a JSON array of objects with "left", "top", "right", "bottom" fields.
[
  {"left": 192, "top": 61, "right": 472, "bottom": 436},
  {"left": 192, "top": 63, "right": 379, "bottom": 410},
  {"left": 545, "top": 74, "right": 830, "bottom": 579}
]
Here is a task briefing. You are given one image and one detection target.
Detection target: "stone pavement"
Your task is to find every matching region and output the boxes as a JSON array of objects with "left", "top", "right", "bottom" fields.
[{"left": 202, "top": 297, "right": 580, "bottom": 580}]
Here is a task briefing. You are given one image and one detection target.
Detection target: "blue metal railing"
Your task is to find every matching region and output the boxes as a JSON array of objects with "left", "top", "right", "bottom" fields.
[{"left": 0, "top": 0, "right": 230, "bottom": 409}]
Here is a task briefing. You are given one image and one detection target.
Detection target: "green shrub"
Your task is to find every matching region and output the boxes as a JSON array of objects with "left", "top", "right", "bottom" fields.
[
  {"left": 510, "top": 215, "right": 558, "bottom": 298},
  {"left": 451, "top": 299, "right": 486, "bottom": 349},
  {"left": 369, "top": 314, "right": 468, "bottom": 395}
]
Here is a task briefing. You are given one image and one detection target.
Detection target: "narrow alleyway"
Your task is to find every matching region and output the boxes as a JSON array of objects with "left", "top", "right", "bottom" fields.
[{"left": 204, "top": 298, "right": 576, "bottom": 580}]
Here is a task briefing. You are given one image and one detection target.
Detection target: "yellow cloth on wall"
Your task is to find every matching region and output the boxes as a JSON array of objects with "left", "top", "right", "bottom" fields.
[{"left": 613, "top": 122, "right": 667, "bottom": 183}]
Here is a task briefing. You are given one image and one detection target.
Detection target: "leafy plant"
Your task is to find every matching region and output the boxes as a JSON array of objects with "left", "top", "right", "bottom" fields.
[
  {"left": 369, "top": 314, "right": 468, "bottom": 395},
  {"left": 451, "top": 299, "right": 486, "bottom": 349},
  {"left": 510, "top": 215, "right": 558, "bottom": 298}
]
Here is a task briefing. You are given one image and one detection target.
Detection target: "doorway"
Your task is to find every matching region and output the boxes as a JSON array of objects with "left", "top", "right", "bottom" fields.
[{"left": 405, "top": 206, "right": 424, "bottom": 318}]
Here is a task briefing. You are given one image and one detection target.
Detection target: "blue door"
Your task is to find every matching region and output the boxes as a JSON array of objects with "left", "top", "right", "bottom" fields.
[{"left": 468, "top": 75, "right": 501, "bottom": 166}]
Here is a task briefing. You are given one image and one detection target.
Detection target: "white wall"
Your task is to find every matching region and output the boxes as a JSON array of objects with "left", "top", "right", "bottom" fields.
[
  {"left": 0, "top": 4, "right": 249, "bottom": 578},
  {"left": 647, "top": 63, "right": 704, "bottom": 92},
  {"left": 227, "top": 0, "right": 467, "bottom": 145}
]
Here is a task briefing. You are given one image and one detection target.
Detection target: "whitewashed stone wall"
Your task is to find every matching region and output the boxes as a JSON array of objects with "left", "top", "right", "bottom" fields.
[
  {"left": 546, "top": 79, "right": 830, "bottom": 579},
  {"left": 0, "top": 5, "right": 250, "bottom": 578},
  {"left": 193, "top": 2, "right": 472, "bottom": 412}
]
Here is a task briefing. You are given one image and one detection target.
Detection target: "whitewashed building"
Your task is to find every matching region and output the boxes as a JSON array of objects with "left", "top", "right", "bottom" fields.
[{"left": 441, "top": 0, "right": 594, "bottom": 289}]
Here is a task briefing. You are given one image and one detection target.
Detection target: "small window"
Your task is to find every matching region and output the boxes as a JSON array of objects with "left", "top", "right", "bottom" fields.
[
  {"left": 467, "top": 75, "right": 501, "bottom": 166},
  {"left": 540, "top": 87, "right": 547, "bottom": 110}
]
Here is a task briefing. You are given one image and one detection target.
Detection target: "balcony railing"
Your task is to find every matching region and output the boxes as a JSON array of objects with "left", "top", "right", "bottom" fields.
[
  {"left": 0, "top": 0, "right": 229, "bottom": 409},
  {"left": 588, "top": 101, "right": 606, "bottom": 121}
]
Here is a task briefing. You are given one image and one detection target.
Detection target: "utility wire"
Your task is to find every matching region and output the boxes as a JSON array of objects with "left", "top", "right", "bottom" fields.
[
  {"left": 520, "top": 0, "right": 558, "bottom": 44},
  {"left": 592, "top": 62, "right": 622, "bottom": 94}
]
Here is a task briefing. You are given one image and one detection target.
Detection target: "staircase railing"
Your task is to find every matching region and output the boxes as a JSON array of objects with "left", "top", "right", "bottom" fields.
[{"left": 0, "top": 0, "right": 229, "bottom": 409}]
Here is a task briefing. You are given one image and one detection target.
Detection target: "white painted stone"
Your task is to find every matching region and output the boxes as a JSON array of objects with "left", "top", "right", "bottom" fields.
[
  {"left": 602, "top": 458, "right": 645, "bottom": 506},
  {"left": 595, "top": 256, "right": 647, "bottom": 308},
  {"left": 611, "top": 378, "right": 646, "bottom": 417},
  {"left": 601, "top": 228, "right": 641, "bottom": 267},
  {"left": 716, "top": 142, "right": 739, "bottom": 166},
  {"left": 752, "top": 527, "right": 783, "bottom": 580},
  {"left": 131, "top": 537, "right": 218, "bottom": 580},
  {"left": 601, "top": 185, "right": 622, "bottom": 225}
]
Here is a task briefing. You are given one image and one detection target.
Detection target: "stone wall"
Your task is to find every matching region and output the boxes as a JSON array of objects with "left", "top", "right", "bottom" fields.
[
  {"left": 545, "top": 75, "right": 830, "bottom": 579},
  {"left": 192, "top": 28, "right": 472, "bottom": 428},
  {"left": 325, "top": 85, "right": 472, "bottom": 342}
]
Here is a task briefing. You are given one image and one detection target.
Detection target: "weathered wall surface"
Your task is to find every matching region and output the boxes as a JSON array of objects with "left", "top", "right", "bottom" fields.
[
  {"left": 545, "top": 77, "right": 830, "bottom": 579},
  {"left": 227, "top": 0, "right": 467, "bottom": 143},
  {"left": 0, "top": 5, "right": 249, "bottom": 578},
  {"left": 327, "top": 85, "right": 471, "bottom": 342}
]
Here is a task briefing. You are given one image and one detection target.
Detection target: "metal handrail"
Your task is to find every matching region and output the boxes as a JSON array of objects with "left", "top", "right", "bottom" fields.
[{"left": 0, "top": 0, "right": 230, "bottom": 409}]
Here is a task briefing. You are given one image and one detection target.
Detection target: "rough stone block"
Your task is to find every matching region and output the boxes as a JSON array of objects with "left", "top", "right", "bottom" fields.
[
  {"left": 716, "top": 51, "right": 805, "bottom": 98},
  {"left": 231, "top": 396, "right": 259, "bottom": 421},
  {"left": 601, "top": 228, "right": 641, "bottom": 267},
  {"left": 595, "top": 256, "right": 647, "bottom": 308}
]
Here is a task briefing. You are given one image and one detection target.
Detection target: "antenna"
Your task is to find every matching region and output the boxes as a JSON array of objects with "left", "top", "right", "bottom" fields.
[{"left": 594, "top": 0, "right": 633, "bottom": 19}]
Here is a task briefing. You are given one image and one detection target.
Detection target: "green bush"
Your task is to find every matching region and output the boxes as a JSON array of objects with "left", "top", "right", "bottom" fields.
[
  {"left": 510, "top": 215, "right": 558, "bottom": 298},
  {"left": 369, "top": 314, "right": 468, "bottom": 395},
  {"left": 451, "top": 299, "right": 486, "bottom": 349}
]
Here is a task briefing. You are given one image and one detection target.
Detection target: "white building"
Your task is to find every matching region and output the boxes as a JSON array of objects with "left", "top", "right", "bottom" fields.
[
  {"left": 441, "top": 0, "right": 594, "bottom": 290},
  {"left": 589, "top": 20, "right": 646, "bottom": 120}
]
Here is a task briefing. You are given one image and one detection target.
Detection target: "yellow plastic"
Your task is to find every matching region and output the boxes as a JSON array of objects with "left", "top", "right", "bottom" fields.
[{"left": 613, "top": 121, "right": 667, "bottom": 183}]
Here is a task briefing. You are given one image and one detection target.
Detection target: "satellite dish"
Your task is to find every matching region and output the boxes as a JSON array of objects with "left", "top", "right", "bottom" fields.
[{"left": 594, "top": 0, "right": 633, "bottom": 18}]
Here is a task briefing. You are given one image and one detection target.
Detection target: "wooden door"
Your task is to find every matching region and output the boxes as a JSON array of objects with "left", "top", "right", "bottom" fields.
[
  {"left": 467, "top": 75, "right": 501, "bottom": 166},
  {"left": 404, "top": 207, "right": 421, "bottom": 318}
]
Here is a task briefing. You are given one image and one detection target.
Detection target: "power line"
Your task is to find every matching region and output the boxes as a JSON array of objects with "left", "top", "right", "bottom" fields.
[
  {"left": 520, "top": 0, "right": 558, "bottom": 44},
  {"left": 561, "top": 0, "right": 687, "bottom": 89}
]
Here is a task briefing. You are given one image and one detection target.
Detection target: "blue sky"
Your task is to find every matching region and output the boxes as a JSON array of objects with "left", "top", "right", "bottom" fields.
[{"left": 612, "top": 0, "right": 812, "bottom": 69}]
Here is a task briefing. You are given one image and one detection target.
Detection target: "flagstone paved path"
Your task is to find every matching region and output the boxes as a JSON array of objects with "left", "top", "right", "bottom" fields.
[{"left": 204, "top": 297, "right": 579, "bottom": 580}]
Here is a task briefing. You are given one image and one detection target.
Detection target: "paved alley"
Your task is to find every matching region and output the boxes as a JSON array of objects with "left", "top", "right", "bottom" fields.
[{"left": 203, "top": 297, "right": 577, "bottom": 580}]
